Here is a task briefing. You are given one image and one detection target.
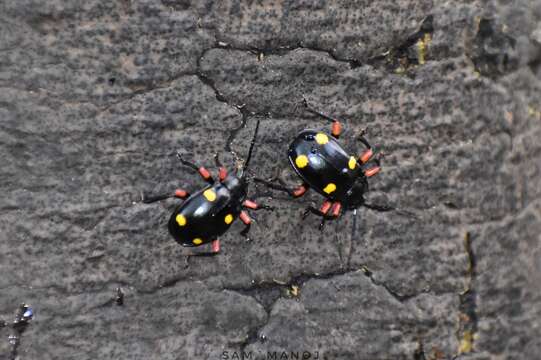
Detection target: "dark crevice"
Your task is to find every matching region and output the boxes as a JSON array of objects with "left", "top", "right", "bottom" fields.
[
  {"left": 456, "top": 231, "right": 478, "bottom": 356},
  {"left": 359, "top": 266, "right": 420, "bottom": 303},
  {"left": 224, "top": 265, "right": 424, "bottom": 353},
  {"left": 208, "top": 16, "right": 434, "bottom": 73},
  {"left": 467, "top": 18, "right": 519, "bottom": 79},
  {"left": 97, "top": 15, "right": 437, "bottom": 116},
  {"left": 369, "top": 15, "right": 434, "bottom": 74},
  {"left": 527, "top": 52, "right": 541, "bottom": 75},
  {"left": 94, "top": 287, "right": 125, "bottom": 309},
  {"left": 225, "top": 265, "right": 419, "bottom": 308},
  {"left": 224, "top": 283, "right": 285, "bottom": 314},
  {"left": 413, "top": 338, "right": 427, "bottom": 360}
]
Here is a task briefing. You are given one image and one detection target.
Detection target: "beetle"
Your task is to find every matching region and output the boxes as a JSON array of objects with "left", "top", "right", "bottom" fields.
[
  {"left": 143, "top": 119, "right": 271, "bottom": 254},
  {"left": 256, "top": 98, "right": 391, "bottom": 229}
]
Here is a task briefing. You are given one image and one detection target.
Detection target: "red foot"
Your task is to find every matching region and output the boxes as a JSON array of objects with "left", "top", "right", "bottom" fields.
[
  {"left": 365, "top": 167, "right": 380, "bottom": 177},
  {"left": 198, "top": 167, "right": 211, "bottom": 180},
  {"left": 240, "top": 211, "right": 252, "bottom": 225},
  {"left": 293, "top": 185, "right": 308, "bottom": 197},
  {"left": 331, "top": 202, "right": 342, "bottom": 217},
  {"left": 331, "top": 121, "right": 342, "bottom": 137},
  {"left": 320, "top": 200, "right": 332, "bottom": 215},
  {"left": 174, "top": 189, "right": 188, "bottom": 198},
  {"left": 211, "top": 239, "right": 220, "bottom": 253},
  {"left": 219, "top": 167, "right": 227, "bottom": 181},
  {"left": 243, "top": 200, "right": 258, "bottom": 209},
  {"left": 360, "top": 149, "right": 373, "bottom": 164}
]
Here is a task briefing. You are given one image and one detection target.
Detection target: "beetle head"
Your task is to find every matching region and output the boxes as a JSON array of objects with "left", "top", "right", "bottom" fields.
[
  {"left": 345, "top": 176, "right": 368, "bottom": 209},
  {"left": 223, "top": 174, "right": 248, "bottom": 199}
]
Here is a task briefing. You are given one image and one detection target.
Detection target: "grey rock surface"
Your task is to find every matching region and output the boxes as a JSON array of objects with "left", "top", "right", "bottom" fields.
[{"left": 1, "top": 0, "right": 540, "bottom": 359}]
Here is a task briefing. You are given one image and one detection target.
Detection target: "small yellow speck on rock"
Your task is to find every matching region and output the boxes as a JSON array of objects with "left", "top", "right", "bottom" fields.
[
  {"left": 348, "top": 156, "right": 357, "bottom": 170},
  {"left": 458, "top": 331, "right": 473, "bottom": 353},
  {"left": 295, "top": 155, "right": 309, "bottom": 168},
  {"left": 193, "top": 238, "right": 203, "bottom": 245},
  {"left": 315, "top": 133, "right": 329, "bottom": 145},
  {"left": 323, "top": 183, "right": 336, "bottom": 194},
  {"left": 176, "top": 214, "right": 187, "bottom": 226},
  {"left": 224, "top": 214, "right": 234, "bottom": 224},
  {"left": 203, "top": 189, "right": 216, "bottom": 202}
]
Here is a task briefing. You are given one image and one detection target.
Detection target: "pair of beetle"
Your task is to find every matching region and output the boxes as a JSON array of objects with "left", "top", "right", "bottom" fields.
[{"left": 143, "top": 99, "right": 388, "bottom": 254}]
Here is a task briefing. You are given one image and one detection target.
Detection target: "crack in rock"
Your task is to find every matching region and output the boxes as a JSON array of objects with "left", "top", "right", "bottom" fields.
[{"left": 456, "top": 231, "right": 478, "bottom": 356}]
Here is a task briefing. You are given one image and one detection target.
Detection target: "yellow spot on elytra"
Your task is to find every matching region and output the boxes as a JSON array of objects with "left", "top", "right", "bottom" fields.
[
  {"left": 315, "top": 133, "right": 329, "bottom": 145},
  {"left": 175, "top": 214, "right": 187, "bottom": 226},
  {"left": 295, "top": 155, "right": 309, "bottom": 168},
  {"left": 348, "top": 156, "right": 357, "bottom": 170},
  {"left": 203, "top": 189, "right": 216, "bottom": 202},
  {"left": 224, "top": 214, "right": 234, "bottom": 224},
  {"left": 193, "top": 238, "right": 203, "bottom": 245},
  {"left": 323, "top": 183, "right": 336, "bottom": 194},
  {"left": 458, "top": 331, "right": 473, "bottom": 353}
]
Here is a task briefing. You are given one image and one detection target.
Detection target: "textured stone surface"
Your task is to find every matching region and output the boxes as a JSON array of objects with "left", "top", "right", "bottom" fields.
[{"left": 1, "top": 0, "right": 541, "bottom": 359}]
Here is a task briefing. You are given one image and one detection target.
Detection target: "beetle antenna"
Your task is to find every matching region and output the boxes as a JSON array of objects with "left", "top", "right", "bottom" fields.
[{"left": 240, "top": 118, "right": 261, "bottom": 177}]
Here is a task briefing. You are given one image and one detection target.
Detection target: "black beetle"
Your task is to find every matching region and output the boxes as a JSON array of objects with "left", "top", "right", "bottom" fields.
[
  {"left": 143, "top": 119, "right": 271, "bottom": 254},
  {"left": 257, "top": 99, "right": 391, "bottom": 229}
]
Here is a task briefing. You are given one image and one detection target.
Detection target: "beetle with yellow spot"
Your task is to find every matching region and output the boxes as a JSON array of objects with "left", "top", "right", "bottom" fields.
[
  {"left": 256, "top": 98, "right": 390, "bottom": 230},
  {"left": 142, "top": 119, "right": 272, "bottom": 254}
]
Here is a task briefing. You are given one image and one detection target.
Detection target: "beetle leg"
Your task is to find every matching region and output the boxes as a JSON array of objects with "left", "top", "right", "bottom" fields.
[
  {"left": 177, "top": 152, "right": 215, "bottom": 184},
  {"left": 243, "top": 199, "right": 274, "bottom": 211},
  {"left": 302, "top": 200, "right": 333, "bottom": 230},
  {"left": 240, "top": 211, "right": 252, "bottom": 224},
  {"left": 211, "top": 239, "right": 220, "bottom": 253},
  {"left": 254, "top": 177, "right": 309, "bottom": 198},
  {"left": 364, "top": 167, "right": 381, "bottom": 177},
  {"left": 214, "top": 153, "right": 228, "bottom": 181},
  {"left": 142, "top": 189, "right": 189, "bottom": 203},
  {"left": 302, "top": 97, "right": 343, "bottom": 138},
  {"left": 238, "top": 211, "right": 253, "bottom": 238},
  {"left": 330, "top": 202, "right": 342, "bottom": 217}
]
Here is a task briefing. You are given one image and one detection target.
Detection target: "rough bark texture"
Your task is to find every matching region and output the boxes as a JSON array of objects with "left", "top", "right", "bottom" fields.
[{"left": 1, "top": 1, "right": 540, "bottom": 359}]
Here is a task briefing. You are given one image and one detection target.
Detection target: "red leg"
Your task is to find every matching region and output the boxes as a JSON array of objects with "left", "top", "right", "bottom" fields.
[
  {"left": 143, "top": 188, "right": 190, "bottom": 203},
  {"left": 302, "top": 97, "right": 343, "bottom": 138},
  {"left": 330, "top": 202, "right": 342, "bottom": 217},
  {"left": 331, "top": 121, "right": 342, "bottom": 138},
  {"left": 320, "top": 200, "right": 332, "bottom": 215},
  {"left": 198, "top": 167, "right": 213, "bottom": 182},
  {"left": 240, "top": 211, "right": 252, "bottom": 224},
  {"left": 243, "top": 200, "right": 258, "bottom": 209},
  {"left": 239, "top": 211, "right": 252, "bottom": 238},
  {"left": 177, "top": 153, "right": 214, "bottom": 184},
  {"left": 211, "top": 239, "right": 220, "bottom": 253},
  {"left": 243, "top": 199, "right": 274, "bottom": 211},
  {"left": 364, "top": 167, "right": 381, "bottom": 177},
  {"left": 253, "top": 178, "right": 308, "bottom": 198},
  {"left": 302, "top": 200, "right": 333, "bottom": 230},
  {"left": 218, "top": 167, "right": 227, "bottom": 181},
  {"left": 174, "top": 189, "right": 189, "bottom": 199},
  {"left": 359, "top": 149, "right": 374, "bottom": 164},
  {"left": 293, "top": 184, "right": 308, "bottom": 197}
]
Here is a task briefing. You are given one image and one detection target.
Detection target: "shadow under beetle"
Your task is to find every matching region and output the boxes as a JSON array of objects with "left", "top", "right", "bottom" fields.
[
  {"left": 143, "top": 119, "right": 271, "bottom": 254},
  {"left": 256, "top": 98, "right": 392, "bottom": 230}
]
